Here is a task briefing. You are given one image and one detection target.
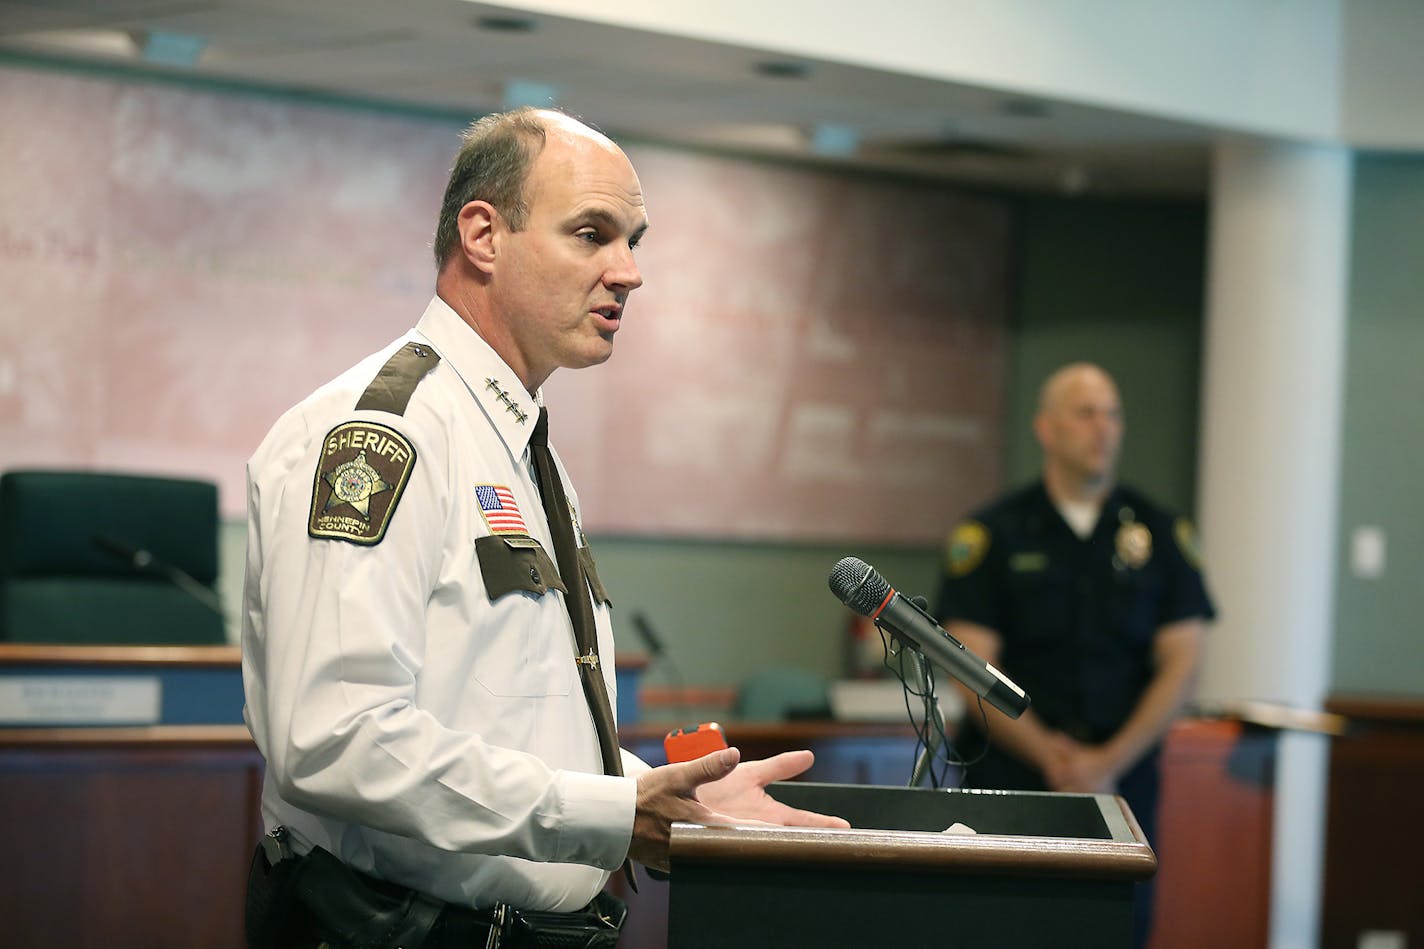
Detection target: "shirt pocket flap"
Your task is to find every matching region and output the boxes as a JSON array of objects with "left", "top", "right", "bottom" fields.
[
  {"left": 578, "top": 546, "right": 612, "bottom": 605},
  {"left": 475, "top": 535, "right": 567, "bottom": 601}
]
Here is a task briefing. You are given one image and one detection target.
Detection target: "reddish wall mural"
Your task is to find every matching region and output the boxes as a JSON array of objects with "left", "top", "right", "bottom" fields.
[{"left": 0, "top": 65, "right": 1011, "bottom": 544}]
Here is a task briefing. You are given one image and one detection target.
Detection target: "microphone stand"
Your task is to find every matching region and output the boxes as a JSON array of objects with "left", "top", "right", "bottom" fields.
[
  {"left": 152, "top": 557, "right": 228, "bottom": 617},
  {"left": 907, "top": 648, "right": 948, "bottom": 789}
]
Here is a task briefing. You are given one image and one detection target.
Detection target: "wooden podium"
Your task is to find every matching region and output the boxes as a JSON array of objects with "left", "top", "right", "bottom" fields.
[{"left": 668, "top": 782, "right": 1156, "bottom": 948}]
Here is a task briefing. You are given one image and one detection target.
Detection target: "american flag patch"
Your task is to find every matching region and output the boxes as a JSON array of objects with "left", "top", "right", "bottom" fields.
[{"left": 475, "top": 484, "right": 529, "bottom": 536}]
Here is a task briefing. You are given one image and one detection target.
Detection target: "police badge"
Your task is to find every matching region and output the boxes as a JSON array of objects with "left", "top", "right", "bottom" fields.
[{"left": 1115, "top": 521, "right": 1153, "bottom": 569}]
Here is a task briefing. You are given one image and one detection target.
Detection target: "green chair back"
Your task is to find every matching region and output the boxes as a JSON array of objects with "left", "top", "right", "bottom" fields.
[{"left": 0, "top": 470, "right": 226, "bottom": 644}]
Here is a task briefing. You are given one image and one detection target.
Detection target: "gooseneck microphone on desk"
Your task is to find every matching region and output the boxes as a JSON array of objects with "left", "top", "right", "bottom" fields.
[
  {"left": 828, "top": 556, "right": 1030, "bottom": 720},
  {"left": 92, "top": 533, "right": 228, "bottom": 618},
  {"left": 630, "top": 610, "right": 690, "bottom": 723}
]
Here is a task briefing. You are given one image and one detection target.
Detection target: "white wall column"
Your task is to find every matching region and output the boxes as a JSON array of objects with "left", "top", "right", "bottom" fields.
[{"left": 1197, "top": 138, "right": 1352, "bottom": 949}]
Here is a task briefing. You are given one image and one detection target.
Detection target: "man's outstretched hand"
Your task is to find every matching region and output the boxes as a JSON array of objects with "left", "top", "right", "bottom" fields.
[
  {"left": 698, "top": 750, "right": 851, "bottom": 827},
  {"left": 629, "top": 748, "right": 850, "bottom": 871}
]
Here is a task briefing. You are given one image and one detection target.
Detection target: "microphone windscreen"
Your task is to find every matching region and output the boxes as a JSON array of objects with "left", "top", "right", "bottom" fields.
[{"left": 828, "top": 557, "right": 891, "bottom": 616}]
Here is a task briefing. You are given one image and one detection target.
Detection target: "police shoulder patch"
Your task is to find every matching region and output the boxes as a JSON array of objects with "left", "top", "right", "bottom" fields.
[
  {"left": 947, "top": 520, "right": 991, "bottom": 577},
  {"left": 1174, "top": 517, "right": 1204, "bottom": 571},
  {"left": 309, "top": 421, "right": 417, "bottom": 545}
]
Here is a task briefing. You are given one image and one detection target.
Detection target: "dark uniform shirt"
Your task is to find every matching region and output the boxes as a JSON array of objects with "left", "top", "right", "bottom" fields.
[{"left": 933, "top": 480, "right": 1215, "bottom": 807}]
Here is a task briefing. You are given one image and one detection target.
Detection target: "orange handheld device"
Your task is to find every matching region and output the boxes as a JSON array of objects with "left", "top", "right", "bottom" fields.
[{"left": 663, "top": 722, "right": 728, "bottom": 763}]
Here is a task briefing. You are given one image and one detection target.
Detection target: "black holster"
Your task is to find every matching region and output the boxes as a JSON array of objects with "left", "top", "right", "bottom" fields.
[
  {"left": 246, "top": 830, "right": 442, "bottom": 949},
  {"left": 293, "top": 846, "right": 444, "bottom": 949},
  {"left": 245, "top": 831, "right": 309, "bottom": 948}
]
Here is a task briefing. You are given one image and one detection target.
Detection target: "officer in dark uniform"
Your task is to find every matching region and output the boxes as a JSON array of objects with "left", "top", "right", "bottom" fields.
[{"left": 934, "top": 362, "right": 1214, "bottom": 948}]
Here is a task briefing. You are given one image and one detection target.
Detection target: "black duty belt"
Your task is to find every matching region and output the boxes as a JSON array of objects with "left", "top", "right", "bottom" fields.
[{"left": 246, "top": 827, "right": 623, "bottom": 949}]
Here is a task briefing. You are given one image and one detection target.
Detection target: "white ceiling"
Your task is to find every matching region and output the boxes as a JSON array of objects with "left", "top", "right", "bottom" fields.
[{"left": 0, "top": 0, "right": 1216, "bottom": 196}]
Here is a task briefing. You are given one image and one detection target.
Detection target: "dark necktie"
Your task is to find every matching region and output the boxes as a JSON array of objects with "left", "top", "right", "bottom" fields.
[{"left": 529, "top": 408, "right": 623, "bottom": 778}]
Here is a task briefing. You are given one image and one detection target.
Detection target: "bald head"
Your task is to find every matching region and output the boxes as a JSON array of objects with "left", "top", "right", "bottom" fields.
[
  {"left": 433, "top": 107, "right": 619, "bottom": 270},
  {"left": 1034, "top": 362, "right": 1124, "bottom": 497},
  {"left": 1038, "top": 363, "right": 1119, "bottom": 414}
]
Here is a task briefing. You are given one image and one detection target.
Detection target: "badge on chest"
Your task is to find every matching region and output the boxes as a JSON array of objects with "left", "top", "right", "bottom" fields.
[{"left": 1115, "top": 521, "right": 1153, "bottom": 569}]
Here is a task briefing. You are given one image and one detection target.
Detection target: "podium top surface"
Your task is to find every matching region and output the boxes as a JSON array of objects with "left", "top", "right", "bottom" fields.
[{"left": 671, "top": 783, "right": 1156, "bottom": 882}]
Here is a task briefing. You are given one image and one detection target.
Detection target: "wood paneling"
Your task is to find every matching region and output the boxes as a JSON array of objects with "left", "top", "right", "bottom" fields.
[
  {"left": 1321, "top": 695, "right": 1424, "bottom": 948},
  {"left": 1148, "top": 719, "right": 1276, "bottom": 949},
  {"left": 0, "top": 728, "right": 262, "bottom": 949}
]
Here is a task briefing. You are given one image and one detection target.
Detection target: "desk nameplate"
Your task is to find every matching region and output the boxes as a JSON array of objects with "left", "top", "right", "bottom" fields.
[{"left": 0, "top": 675, "right": 162, "bottom": 725}]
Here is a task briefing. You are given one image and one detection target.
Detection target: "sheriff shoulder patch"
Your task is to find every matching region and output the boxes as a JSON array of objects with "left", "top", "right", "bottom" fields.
[
  {"left": 308, "top": 421, "right": 416, "bottom": 545},
  {"left": 947, "top": 520, "right": 991, "bottom": 577}
]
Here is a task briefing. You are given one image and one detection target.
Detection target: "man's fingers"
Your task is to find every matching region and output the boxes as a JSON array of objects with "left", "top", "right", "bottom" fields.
[
  {"left": 735, "top": 749, "right": 815, "bottom": 783},
  {"left": 775, "top": 806, "right": 850, "bottom": 829},
  {"left": 682, "top": 745, "right": 740, "bottom": 786},
  {"left": 700, "top": 801, "right": 848, "bottom": 830}
]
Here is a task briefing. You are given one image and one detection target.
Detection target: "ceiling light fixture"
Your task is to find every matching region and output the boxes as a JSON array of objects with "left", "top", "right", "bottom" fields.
[
  {"left": 6, "top": 28, "right": 139, "bottom": 60},
  {"left": 475, "top": 15, "right": 537, "bottom": 33},
  {"left": 754, "top": 60, "right": 810, "bottom": 80}
]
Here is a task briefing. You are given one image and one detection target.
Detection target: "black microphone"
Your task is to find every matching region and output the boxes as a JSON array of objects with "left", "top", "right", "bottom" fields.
[
  {"left": 828, "top": 556, "right": 1030, "bottom": 719},
  {"left": 92, "top": 534, "right": 226, "bottom": 618},
  {"left": 629, "top": 611, "right": 690, "bottom": 724},
  {"left": 93, "top": 534, "right": 155, "bottom": 569},
  {"left": 630, "top": 611, "right": 665, "bottom": 658}
]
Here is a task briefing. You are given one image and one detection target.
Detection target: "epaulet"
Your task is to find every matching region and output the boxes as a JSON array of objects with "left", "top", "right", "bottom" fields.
[{"left": 355, "top": 342, "right": 441, "bottom": 416}]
